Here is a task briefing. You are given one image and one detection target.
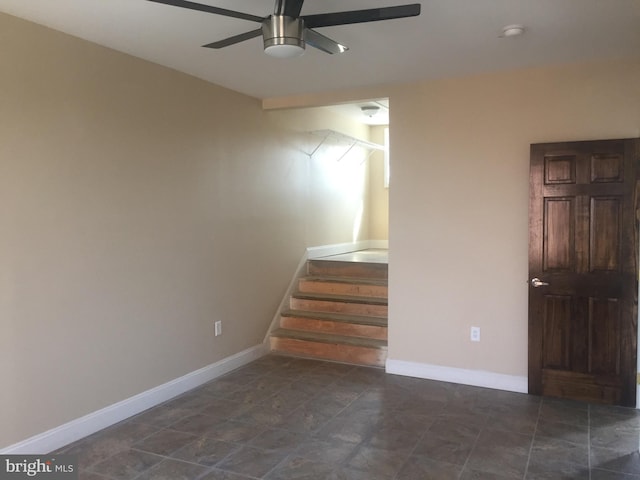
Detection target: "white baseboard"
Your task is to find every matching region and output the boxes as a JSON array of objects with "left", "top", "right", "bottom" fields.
[
  {"left": 386, "top": 358, "right": 528, "bottom": 394},
  {"left": 1, "top": 344, "right": 268, "bottom": 455},
  {"left": 307, "top": 241, "right": 369, "bottom": 259}
]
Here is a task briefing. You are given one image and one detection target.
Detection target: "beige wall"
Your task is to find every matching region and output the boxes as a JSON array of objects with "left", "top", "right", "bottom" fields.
[
  {"left": 388, "top": 59, "right": 640, "bottom": 376},
  {"left": 369, "top": 126, "right": 389, "bottom": 240},
  {"left": 0, "top": 13, "right": 372, "bottom": 449}
]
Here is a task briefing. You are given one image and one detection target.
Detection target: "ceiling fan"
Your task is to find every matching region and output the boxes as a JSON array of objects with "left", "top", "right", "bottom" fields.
[{"left": 147, "top": 0, "right": 421, "bottom": 58}]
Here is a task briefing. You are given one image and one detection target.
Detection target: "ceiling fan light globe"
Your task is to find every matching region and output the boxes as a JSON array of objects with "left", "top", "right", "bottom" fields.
[{"left": 264, "top": 43, "right": 305, "bottom": 58}]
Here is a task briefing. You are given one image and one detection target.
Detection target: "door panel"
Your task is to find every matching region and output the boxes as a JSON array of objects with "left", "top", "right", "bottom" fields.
[
  {"left": 590, "top": 197, "right": 622, "bottom": 271},
  {"left": 589, "top": 297, "right": 620, "bottom": 375},
  {"left": 529, "top": 138, "right": 639, "bottom": 407},
  {"left": 543, "top": 197, "right": 575, "bottom": 271}
]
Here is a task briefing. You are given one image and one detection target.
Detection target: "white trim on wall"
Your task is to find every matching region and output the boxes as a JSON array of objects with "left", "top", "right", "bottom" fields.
[
  {"left": 1, "top": 344, "right": 268, "bottom": 455},
  {"left": 307, "top": 241, "right": 370, "bottom": 259},
  {"left": 307, "top": 240, "right": 388, "bottom": 259},
  {"left": 386, "top": 358, "right": 528, "bottom": 394}
]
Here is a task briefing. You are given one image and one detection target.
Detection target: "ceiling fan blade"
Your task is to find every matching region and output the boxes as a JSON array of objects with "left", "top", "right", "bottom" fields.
[
  {"left": 274, "top": 0, "right": 305, "bottom": 18},
  {"left": 147, "top": 0, "right": 264, "bottom": 23},
  {"left": 304, "top": 29, "right": 348, "bottom": 55},
  {"left": 203, "top": 28, "right": 263, "bottom": 49},
  {"left": 304, "top": 4, "right": 420, "bottom": 29}
]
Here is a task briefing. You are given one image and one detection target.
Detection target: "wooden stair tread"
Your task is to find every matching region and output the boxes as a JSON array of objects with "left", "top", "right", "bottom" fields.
[
  {"left": 270, "top": 253, "right": 389, "bottom": 367},
  {"left": 291, "top": 292, "right": 388, "bottom": 305},
  {"left": 307, "top": 260, "right": 388, "bottom": 280},
  {"left": 271, "top": 328, "right": 388, "bottom": 349},
  {"left": 281, "top": 309, "right": 387, "bottom": 327}
]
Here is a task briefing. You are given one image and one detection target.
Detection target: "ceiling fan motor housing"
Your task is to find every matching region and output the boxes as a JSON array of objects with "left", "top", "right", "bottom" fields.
[{"left": 263, "top": 15, "right": 305, "bottom": 56}]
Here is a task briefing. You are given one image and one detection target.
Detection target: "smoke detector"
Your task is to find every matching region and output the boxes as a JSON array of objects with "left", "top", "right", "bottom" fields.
[{"left": 500, "top": 24, "right": 525, "bottom": 38}]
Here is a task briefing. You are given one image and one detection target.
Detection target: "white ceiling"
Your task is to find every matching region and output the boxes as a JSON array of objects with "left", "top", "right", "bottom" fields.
[{"left": 0, "top": 0, "right": 638, "bottom": 100}]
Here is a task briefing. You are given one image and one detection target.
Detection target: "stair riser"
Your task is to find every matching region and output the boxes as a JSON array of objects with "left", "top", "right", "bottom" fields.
[
  {"left": 290, "top": 298, "right": 387, "bottom": 317},
  {"left": 298, "top": 279, "right": 388, "bottom": 299},
  {"left": 280, "top": 316, "right": 388, "bottom": 340},
  {"left": 307, "top": 261, "right": 388, "bottom": 280},
  {"left": 270, "top": 337, "right": 386, "bottom": 367}
]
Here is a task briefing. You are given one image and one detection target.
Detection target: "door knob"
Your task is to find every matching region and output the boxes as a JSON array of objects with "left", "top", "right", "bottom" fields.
[{"left": 531, "top": 277, "right": 549, "bottom": 287}]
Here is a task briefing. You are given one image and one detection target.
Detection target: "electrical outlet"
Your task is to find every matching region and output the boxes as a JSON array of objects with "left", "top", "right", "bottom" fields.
[
  {"left": 214, "top": 321, "right": 222, "bottom": 337},
  {"left": 470, "top": 326, "right": 480, "bottom": 342}
]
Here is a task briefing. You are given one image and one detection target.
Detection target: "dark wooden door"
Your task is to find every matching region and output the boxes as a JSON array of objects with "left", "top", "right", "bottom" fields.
[{"left": 528, "top": 138, "right": 639, "bottom": 406}]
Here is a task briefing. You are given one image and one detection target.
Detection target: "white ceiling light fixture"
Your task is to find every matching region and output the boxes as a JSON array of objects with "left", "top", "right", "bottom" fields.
[
  {"left": 361, "top": 105, "right": 381, "bottom": 117},
  {"left": 500, "top": 24, "right": 525, "bottom": 38}
]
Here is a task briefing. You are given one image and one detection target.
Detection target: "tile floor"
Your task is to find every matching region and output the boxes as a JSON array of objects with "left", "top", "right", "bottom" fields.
[{"left": 55, "top": 355, "right": 640, "bottom": 479}]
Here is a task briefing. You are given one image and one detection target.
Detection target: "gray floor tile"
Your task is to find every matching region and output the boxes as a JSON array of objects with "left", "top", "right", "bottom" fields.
[
  {"left": 488, "top": 409, "right": 539, "bottom": 435},
  {"left": 61, "top": 423, "right": 159, "bottom": 470},
  {"left": 134, "top": 458, "right": 210, "bottom": 480},
  {"left": 465, "top": 429, "right": 531, "bottom": 477},
  {"left": 529, "top": 436, "right": 589, "bottom": 467},
  {"left": 131, "top": 404, "right": 194, "bottom": 428},
  {"left": 248, "top": 428, "right": 308, "bottom": 451},
  {"left": 591, "top": 469, "right": 640, "bottom": 479},
  {"left": 170, "top": 436, "right": 240, "bottom": 466},
  {"left": 198, "top": 396, "right": 254, "bottom": 420},
  {"left": 365, "top": 422, "right": 426, "bottom": 452},
  {"left": 294, "top": 438, "right": 358, "bottom": 465},
  {"left": 51, "top": 354, "right": 640, "bottom": 480},
  {"left": 461, "top": 468, "right": 523, "bottom": 479},
  {"left": 133, "top": 428, "right": 198, "bottom": 456},
  {"left": 396, "top": 454, "right": 462, "bottom": 480},
  {"left": 539, "top": 398, "right": 589, "bottom": 426},
  {"left": 525, "top": 470, "right": 589, "bottom": 480},
  {"left": 200, "top": 469, "right": 256, "bottom": 480},
  {"left": 328, "top": 465, "right": 393, "bottom": 480},
  {"left": 314, "top": 414, "right": 377, "bottom": 444},
  {"left": 215, "top": 445, "right": 289, "bottom": 478},
  {"left": 347, "top": 444, "right": 410, "bottom": 478},
  {"left": 163, "top": 390, "right": 218, "bottom": 411},
  {"left": 591, "top": 423, "right": 640, "bottom": 451},
  {"left": 413, "top": 419, "right": 480, "bottom": 465},
  {"left": 264, "top": 455, "right": 334, "bottom": 480},
  {"left": 205, "top": 419, "right": 266, "bottom": 444},
  {"left": 168, "top": 413, "right": 225, "bottom": 436},
  {"left": 77, "top": 472, "right": 112, "bottom": 480},
  {"left": 275, "top": 403, "right": 337, "bottom": 434},
  {"left": 535, "top": 418, "right": 589, "bottom": 445},
  {"left": 88, "top": 448, "right": 163, "bottom": 479},
  {"left": 591, "top": 447, "right": 640, "bottom": 476}
]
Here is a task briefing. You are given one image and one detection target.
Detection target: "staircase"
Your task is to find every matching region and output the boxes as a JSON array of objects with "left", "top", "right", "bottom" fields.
[{"left": 270, "top": 256, "right": 388, "bottom": 367}]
